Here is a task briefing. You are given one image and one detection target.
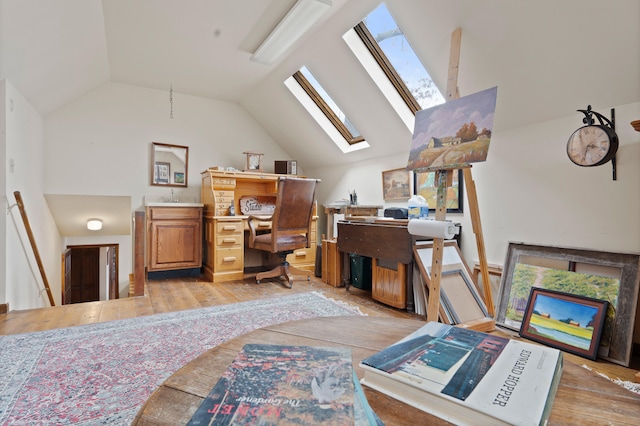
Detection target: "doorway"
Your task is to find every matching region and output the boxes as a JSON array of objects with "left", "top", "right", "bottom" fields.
[{"left": 62, "top": 244, "right": 119, "bottom": 305}]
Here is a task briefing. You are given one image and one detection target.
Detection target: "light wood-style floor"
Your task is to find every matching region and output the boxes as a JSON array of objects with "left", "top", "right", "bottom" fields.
[
  {"left": 0, "top": 275, "right": 420, "bottom": 335},
  {"left": 2, "top": 274, "right": 639, "bottom": 386}
]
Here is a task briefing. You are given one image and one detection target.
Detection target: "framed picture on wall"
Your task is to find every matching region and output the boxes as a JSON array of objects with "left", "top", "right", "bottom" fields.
[
  {"left": 154, "top": 162, "right": 170, "bottom": 184},
  {"left": 382, "top": 168, "right": 411, "bottom": 201},
  {"left": 413, "top": 169, "right": 463, "bottom": 213}
]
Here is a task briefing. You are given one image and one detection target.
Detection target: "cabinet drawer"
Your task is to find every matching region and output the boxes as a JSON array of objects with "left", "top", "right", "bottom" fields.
[
  {"left": 216, "top": 234, "right": 243, "bottom": 247},
  {"left": 215, "top": 247, "right": 243, "bottom": 271},
  {"left": 287, "top": 245, "right": 316, "bottom": 265},
  {"left": 216, "top": 220, "right": 243, "bottom": 234},
  {"left": 148, "top": 207, "right": 202, "bottom": 220},
  {"left": 212, "top": 177, "right": 236, "bottom": 189},
  {"left": 214, "top": 190, "right": 234, "bottom": 200}
]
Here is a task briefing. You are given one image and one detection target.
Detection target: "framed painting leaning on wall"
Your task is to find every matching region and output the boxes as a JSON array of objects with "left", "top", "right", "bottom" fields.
[{"left": 496, "top": 242, "right": 640, "bottom": 367}]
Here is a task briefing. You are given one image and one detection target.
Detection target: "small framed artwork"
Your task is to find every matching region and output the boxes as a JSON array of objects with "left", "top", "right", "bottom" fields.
[
  {"left": 154, "top": 162, "right": 170, "bottom": 184},
  {"left": 382, "top": 168, "right": 410, "bottom": 201},
  {"left": 174, "top": 172, "right": 185, "bottom": 184},
  {"left": 414, "top": 169, "right": 463, "bottom": 212},
  {"left": 520, "top": 287, "right": 608, "bottom": 360}
]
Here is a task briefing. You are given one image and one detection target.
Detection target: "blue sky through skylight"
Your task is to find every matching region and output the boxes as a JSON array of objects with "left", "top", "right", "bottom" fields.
[{"left": 364, "top": 3, "right": 444, "bottom": 110}]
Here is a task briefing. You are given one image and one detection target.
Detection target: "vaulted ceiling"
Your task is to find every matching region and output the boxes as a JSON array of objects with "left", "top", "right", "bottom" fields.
[
  {"left": 2, "top": 0, "right": 639, "bottom": 236},
  {"left": 4, "top": 0, "right": 638, "bottom": 169}
]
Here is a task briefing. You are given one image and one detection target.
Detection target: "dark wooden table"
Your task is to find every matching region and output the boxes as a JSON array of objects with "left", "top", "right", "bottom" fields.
[{"left": 132, "top": 316, "right": 640, "bottom": 425}]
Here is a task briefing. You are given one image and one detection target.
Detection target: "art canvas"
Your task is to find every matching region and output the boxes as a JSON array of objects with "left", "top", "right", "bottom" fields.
[
  {"left": 407, "top": 86, "right": 497, "bottom": 170},
  {"left": 520, "top": 288, "right": 608, "bottom": 360},
  {"left": 503, "top": 263, "right": 619, "bottom": 359}
]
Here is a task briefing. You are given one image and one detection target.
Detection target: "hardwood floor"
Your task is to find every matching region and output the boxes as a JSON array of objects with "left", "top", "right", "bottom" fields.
[
  {"left": 0, "top": 274, "right": 420, "bottom": 335},
  {"left": 2, "top": 273, "right": 639, "bottom": 386}
]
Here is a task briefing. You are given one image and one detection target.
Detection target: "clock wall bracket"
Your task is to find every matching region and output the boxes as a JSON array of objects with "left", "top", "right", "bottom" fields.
[{"left": 566, "top": 105, "right": 618, "bottom": 181}]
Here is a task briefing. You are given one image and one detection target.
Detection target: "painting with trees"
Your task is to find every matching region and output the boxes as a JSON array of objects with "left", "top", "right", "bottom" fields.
[
  {"left": 519, "top": 287, "right": 608, "bottom": 360},
  {"left": 505, "top": 263, "right": 619, "bottom": 358},
  {"left": 407, "top": 86, "right": 498, "bottom": 170}
]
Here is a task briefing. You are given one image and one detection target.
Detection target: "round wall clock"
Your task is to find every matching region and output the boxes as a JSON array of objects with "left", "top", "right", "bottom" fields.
[
  {"left": 566, "top": 106, "right": 618, "bottom": 167},
  {"left": 567, "top": 125, "right": 618, "bottom": 167}
]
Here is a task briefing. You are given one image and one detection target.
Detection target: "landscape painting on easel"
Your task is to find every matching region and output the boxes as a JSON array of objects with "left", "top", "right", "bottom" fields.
[{"left": 408, "top": 86, "right": 498, "bottom": 170}]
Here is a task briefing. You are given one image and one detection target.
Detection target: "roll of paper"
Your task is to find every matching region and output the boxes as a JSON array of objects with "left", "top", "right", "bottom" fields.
[{"left": 407, "top": 219, "right": 459, "bottom": 239}]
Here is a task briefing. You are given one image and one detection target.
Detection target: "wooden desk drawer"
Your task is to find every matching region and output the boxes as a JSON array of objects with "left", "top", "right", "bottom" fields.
[
  {"left": 216, "top": 234, "right": 243, "bottom": 247},
  {"left": 214, "top": 190, "right": 234, "bottom": 200},
  {"left": 288, "top": 245, "right": 316, "bottom": 265},
  {"left": 216, "top": 221, "right": 243, "bottom": 234},
  {"left": 215, "top": 248, "right": 243, "bottom": 271}
]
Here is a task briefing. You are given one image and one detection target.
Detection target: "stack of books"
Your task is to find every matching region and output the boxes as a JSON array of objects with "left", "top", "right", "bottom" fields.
[
  {"left": 359, "top": 322, "right": 563, "bottom": 426},
  {"left": 188, "top": 344, "right": 382, "bottom": 425}
]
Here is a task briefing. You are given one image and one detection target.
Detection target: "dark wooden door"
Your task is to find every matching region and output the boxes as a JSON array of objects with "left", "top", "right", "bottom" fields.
[{"left": 67, "top": 247, "right": 100, "bottom": 304}]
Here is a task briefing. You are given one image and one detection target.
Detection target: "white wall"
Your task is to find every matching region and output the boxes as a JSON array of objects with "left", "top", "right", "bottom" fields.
[
  {"left": 309, "top": 101, "right": 640, "bottom": 267},
  {"left": 45, "top": 82, "right": 292, "bottom": 208},
  {"left": 3, "top": 80, "right": 62, "bottom": 309}
]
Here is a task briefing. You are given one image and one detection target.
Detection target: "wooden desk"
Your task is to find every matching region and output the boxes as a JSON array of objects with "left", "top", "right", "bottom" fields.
[
  {"left": 337, "top": 220, "right": 427, "bottom": 311},
  {"left": 133, "top": 316, "right": 640, "bottom": 425},
  {"left": 201, "top": 169, "right": 317, "bottom": 282},
  {"left": 324, "top": 204, "right": 382, "bottom": 239}
]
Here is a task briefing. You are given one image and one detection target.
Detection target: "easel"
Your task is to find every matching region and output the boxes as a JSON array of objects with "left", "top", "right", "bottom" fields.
[{"left": 423, "top": 28, "right": 494, "bottom": 331}]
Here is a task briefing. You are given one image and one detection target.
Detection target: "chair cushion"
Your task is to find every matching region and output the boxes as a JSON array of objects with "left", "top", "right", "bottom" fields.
[{"left": 253, "top": 233, "right": 308, "bottom": 253}]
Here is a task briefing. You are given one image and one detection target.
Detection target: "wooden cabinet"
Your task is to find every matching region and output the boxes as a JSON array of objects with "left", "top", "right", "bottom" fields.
[{"left": 146, "top": 206, "right": 203, "bottom": 272}]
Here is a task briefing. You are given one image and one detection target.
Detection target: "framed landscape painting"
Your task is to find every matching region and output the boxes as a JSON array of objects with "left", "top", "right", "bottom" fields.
[
  {"left": 520, "top": 288, "right": 608, "bottom": 360},
  {"left": 496, "top": 242, "right": 640, "bottom": 366},
  {"left": 382, "top": 168, "right": 410, "bottom": 201},
  {"left": 407, "top": 86, "right": 497, "bottom": 170},
  {"left": 414, "top": 169, "right": 463, "bottom": 213}
]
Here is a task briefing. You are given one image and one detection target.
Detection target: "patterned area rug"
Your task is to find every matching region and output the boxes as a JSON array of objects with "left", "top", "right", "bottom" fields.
[{"left": 0, "top": 292, "right": 362, "bottom": 425}]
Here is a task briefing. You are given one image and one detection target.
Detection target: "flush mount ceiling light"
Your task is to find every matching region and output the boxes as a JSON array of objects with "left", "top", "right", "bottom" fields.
[
  {"left": 250, "top": 0, "right": 331, "bottom": 65},
  {"left": 87, "top": 219, "right": 103, "bottom": 231}
]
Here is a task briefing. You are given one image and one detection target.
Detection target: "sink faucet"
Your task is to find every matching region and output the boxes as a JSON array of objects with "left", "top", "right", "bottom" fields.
[{"left": 164, "top": 189, "right": 178, "bottom": 203}]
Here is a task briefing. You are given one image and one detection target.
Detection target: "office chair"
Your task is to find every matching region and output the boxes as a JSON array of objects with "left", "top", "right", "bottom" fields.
[{"left": 247, "top": 177, "right": 319, "bottom": 288}]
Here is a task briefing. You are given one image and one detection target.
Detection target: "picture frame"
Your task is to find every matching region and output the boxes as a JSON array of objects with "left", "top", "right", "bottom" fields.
[
  {"left": 243, "top": 151, "right": 264, "bottom": 172},
  {"left": 519, "top": 287, "right": 608, "bottom": 360},
  {"left": 154, "top": 162, "right": 170, "bottom": 184},
  {"left": 496, "top": 242, "right": 640, "bottom": 366},
  {"left": 382, "top": 168, "right": 410, "bottom": 201},
  {"left": 413, "top": 240, "right": 489, "bottom": 325},
  {"left": 151, "top": 142, "right": 188, "bottom": 187},
  {"left": 174, "top": 172, "right": 185, "bottom": 184},
  {"left": 413, "top": 169, "right": 464, "bottom": 213},
  {"left": 439, "top": 269, "right": 490, "bottom": 324}
]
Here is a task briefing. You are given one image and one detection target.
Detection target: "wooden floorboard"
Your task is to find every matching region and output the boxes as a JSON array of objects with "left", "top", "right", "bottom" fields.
[
  {"left": 2, "top": 273, "right": 638, "bottom": 385},
  {"left": 0, "top": 274, "right": 419, "bottom": 335}
]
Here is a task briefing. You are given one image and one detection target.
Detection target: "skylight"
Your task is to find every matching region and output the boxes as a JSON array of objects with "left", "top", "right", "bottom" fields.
[
  {"left": 343, "top": 3, "right": 445, "bottom": 130},
  {"left": 285, "top": 66, "right": 369, "bottom": 153}
]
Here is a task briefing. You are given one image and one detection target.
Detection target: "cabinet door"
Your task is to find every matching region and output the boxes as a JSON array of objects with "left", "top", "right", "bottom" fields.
[
  {"left": 148, "top": 220, "right": 202, "bottom": 271},
  {"left": 372, "top": 259, "right": 407, "bottom": 309}
]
